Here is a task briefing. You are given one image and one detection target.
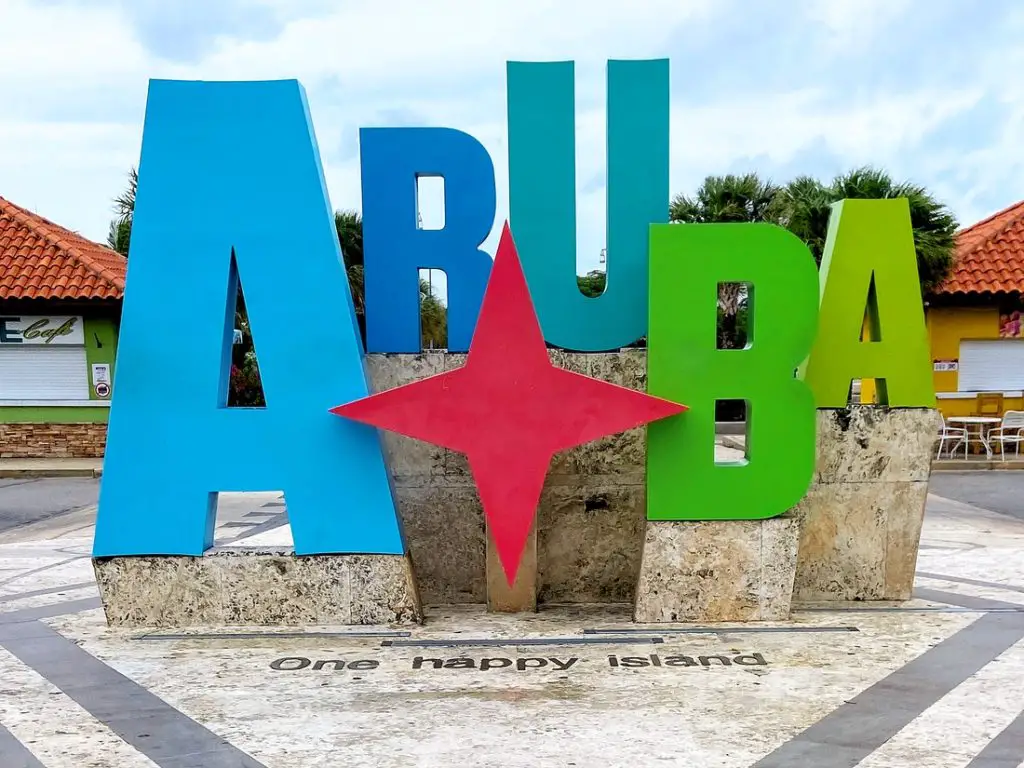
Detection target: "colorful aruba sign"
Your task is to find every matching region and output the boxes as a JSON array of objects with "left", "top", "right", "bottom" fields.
[{"left": 93, "top": 61, "right": 935, "bottom": 575}]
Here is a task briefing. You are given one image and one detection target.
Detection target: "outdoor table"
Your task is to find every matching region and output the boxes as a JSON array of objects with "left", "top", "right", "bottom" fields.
[{"left": 947, "top": 416, "right": 1001, "bottom": 458}]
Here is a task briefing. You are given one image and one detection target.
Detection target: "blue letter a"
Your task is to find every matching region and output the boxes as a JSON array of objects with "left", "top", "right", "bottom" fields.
[{"left": 94, "top": 80, "right": 404, "bottom": 557}]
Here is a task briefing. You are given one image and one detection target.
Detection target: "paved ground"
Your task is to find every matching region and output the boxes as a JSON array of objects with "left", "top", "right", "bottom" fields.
[
  {"left": 0, "top": 479, "right": 285, "bottom": 544},
  {"left": 0, "top": 477, "right": 99, "bottom": 534},
  {"left": 8, "top": 470, "right": 1023, "bottom": 536},
  {"left": 1, "top": 479, "right": 1023, "bottom": 766},
  {"left": 929, "top": 470, "right": 1024, "bottom": 522},
  {"left": 0, "top": 458, "right": 104, "bottom": 479}
]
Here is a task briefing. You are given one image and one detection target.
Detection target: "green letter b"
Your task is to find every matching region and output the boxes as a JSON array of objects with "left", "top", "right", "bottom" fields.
[{"left": 646, "top": 224, "right": 819, "bottom": 520}]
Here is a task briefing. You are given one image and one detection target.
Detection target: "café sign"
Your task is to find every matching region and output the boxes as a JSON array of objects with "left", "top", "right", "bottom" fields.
[{"left": 0, "top": 316, "right": 84, "bottom": 345}]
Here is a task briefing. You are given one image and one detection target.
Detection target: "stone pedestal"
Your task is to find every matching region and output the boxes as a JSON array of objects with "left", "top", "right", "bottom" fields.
[
  {"left": 792, "top": 407, "right": 940, "bottom": 602},
  {"left": 94, "top": 548, "right": 422, "bottom": 627},
  {"left": 367, "top": 351, "right": 649, "bottom": 607},
  {"left": 633, "top": 516, "right": 799, "bottom": 623},
  {"left": 486, "top": 525, "right": 537, "bottom": 612}
]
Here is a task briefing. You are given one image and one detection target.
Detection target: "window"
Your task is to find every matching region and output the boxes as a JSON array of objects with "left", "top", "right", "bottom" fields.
[
  {"left": 0, "top": 345, "right": 89, "bottom": 400},
  {"left": 957, "top": 339, "right": 1024, "bottom": 392}
]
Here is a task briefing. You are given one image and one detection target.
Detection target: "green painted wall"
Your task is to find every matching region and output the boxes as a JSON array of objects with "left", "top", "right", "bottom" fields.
[
  {"left": 84, "top": 315, "right": 118, "bottom": 403},
  {"left": 0, "top": 310, "right": 118, "bottom": 424},
  {"left": 0, "top": 406, "right": 109, "bottom": 423}
]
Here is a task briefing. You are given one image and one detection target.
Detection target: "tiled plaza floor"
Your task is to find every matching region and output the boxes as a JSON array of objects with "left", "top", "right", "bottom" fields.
[{"left": 0, "top": 491, "right": 1022, "bottom": 767}]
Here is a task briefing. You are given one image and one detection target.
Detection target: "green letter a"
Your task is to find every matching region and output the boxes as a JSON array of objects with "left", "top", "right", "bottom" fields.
[{"left": 800, "top": 199, "right": 935, "bottom": 407}]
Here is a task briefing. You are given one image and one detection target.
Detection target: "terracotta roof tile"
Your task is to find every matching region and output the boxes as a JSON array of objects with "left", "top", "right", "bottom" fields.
[
  {"left": 936, "top": 199, "right": 1024, "bottom": 295},
  {"left": 0, "top": 196, "right": 126, "bottom": 300}
]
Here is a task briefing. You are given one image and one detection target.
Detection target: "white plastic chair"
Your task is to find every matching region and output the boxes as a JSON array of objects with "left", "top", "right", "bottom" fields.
[
  {"left": 936, "top": 414, "right": 967, "bottom": 459},
  {"left": 990, "top": 410, "right": 1024, "bottom": 461}
]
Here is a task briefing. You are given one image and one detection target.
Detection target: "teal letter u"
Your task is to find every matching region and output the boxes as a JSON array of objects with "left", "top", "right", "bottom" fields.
[{"left": 507, "top": 59, "right": 669, "bottom": 351}]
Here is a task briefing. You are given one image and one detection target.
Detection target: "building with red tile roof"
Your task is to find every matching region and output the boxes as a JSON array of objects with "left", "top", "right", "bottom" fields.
[
  {"left": 0, "top": 197, "right": 125, "bottom": 300},
  {"left": 926, "top": 200, "right": 1024, "bottom": 418},
  {"left": 935, "top": 200, "right": 1024, "bottom": 296},
  {"left": 0, "top": 197, "right": 124, "bottom": 459}
]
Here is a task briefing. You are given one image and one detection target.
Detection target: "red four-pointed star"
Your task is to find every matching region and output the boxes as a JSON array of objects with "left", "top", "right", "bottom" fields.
[{"left": 331, "top": 222, "right": 687, "bottom": 584}]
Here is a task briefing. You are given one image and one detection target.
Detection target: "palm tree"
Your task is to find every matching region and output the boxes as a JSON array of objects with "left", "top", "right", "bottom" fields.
[
  {"left": 336, "top": 210, "right": 367, "bottom": 340},
  {"left": 670, "top": 172, "right": 782, "bottom": 224},
  {"left": 335, "top": 209, "right": 363, "bottom": 270},
  {"left": 670, "top": 173, "right": 782, "bottom": 349},
  {"left": 420, "top": 279, "right": 447, "bottom": 350},
  {"left": 777, "top": 167, "right": 958, "bottom": 293},
  {"left": 106, "top": 167, "right": 137, "bottom": 256},
  {"left": 773, "top": 175, "right": 832, "bottom": 260},
  {"left": 334, "top": 209, "right": 447, "bottom": 348},
  {"left": 106, "top": 217, "right": 131, "bottom": 257}
]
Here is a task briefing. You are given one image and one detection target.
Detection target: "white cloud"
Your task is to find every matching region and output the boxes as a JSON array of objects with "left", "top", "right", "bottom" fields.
[
  {"left": 1, "top": 0, "right": 1022, "bottom": 274},
  {"left": 0, "top": 3, "right": 147, "bottom": 80},
  {"left": 670, "top": 87, "right": 983, "bottom": 170},
  {"left": 804, "top": 0, "right": 914, "bottom": 54},
  {"left": 183, "top": 0, "right": 711, "bottom": 84}
]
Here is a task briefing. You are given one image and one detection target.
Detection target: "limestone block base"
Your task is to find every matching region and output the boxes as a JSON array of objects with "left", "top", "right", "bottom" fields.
[
  {"left": 366, "top": 351, "right": 650, "bottom": 607},
  {"left": 792, "top": 480, "right": 930, "bottom": 602},
  {"left": 93, "top": 548, "right": 422, "bottom": 627},
  {"left": 633, "top": 516, "right": 799, "bottom": 623},
  {"left": 793, "top": 407, "right": 940, "bottom": 603}
]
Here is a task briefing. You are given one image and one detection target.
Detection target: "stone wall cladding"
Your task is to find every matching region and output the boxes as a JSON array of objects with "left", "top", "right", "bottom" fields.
[
  {"left": 0, "top": 422, "right": 107, "bottom": 458},
  {"left": 361, "top": 358, "right": 939, "bottom": 608},
  {"left": 791, "top": 406, "right": 941, "bottom": 602},
  {"left": 94, "top": 549, "right": 422, "bottom": 627},
  {"left": 366, "top": 351, "right": 649, "bottom": 606},
  {"left": 634, "top": 516, "right": 799, "bottom": 622}
]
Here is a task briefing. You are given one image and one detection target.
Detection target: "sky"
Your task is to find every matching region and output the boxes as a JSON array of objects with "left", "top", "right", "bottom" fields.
[{"left": 2, "top": 0, "right": 1024, "bottom": 287}]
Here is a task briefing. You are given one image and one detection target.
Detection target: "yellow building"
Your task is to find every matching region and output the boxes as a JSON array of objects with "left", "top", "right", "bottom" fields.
[{"left": 923, "top": 201, "right": 1024, "bottom": 417}]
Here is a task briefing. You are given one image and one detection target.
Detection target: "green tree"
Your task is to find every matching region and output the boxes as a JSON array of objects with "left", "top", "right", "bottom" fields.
[
  {"left": 107, "top": 217, "right": 132, "bottom": 257},
  {"left": 420, "top": 277, "right": 447, "bottom": 350},
  {"left": 669, "top": 173, "right": 781, "bottom": 349},
  {"left": 334, "top": 208, "right": 447, "bottom": 349},
  {"left": 669, "top": 172, "right": 782, "bottom": 225},
  {"left": 228, "top": 289, "right": 265, "bottom": 407},
  {"left": 669, "top": 168, "right": 959, "bottom": 347},
  {"left": 577, "top": 270, "right": 607, "bottom": 298},
  {"left": 336, "top": 210, "right": 367, "bottom": 340},
  {"left": 335, "top": 209, "right": 363, "bottom": 269},
  {"left": 106, "top": 167, "right": 137, "bottom": 256},
  {"left": 776, "top": 166, "right": 958, "bottom": 294}
]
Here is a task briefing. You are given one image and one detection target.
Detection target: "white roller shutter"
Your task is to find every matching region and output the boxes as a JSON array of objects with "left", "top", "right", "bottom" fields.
[
  {"left": 0, "top": 345, "right": 89, "bottom": 400},
  {"left": 958, "top": 339, "right": 1024, "bottom": 392}
]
